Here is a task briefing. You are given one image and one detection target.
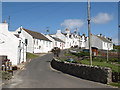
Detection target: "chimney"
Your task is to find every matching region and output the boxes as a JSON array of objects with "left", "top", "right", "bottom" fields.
[
  {"left": 110, "top": 38, "right": 112, "bottom": 41},
  {"left": 100, "top": 34, "right": 102, "bottom": 37},
  {"left": 107, "top": 37, "right": 112, "bottom": 41},
  {"left": 83, "top": 34, "right": 86, "bottom": 37},
  {"left": 103, "top": 35, "right": 106, "bottom": 38},
  {"left": 97, "top": 34, "right": 100, "bottom": 36},
  {"left": 18, "top": 26, "right": 22, "bottom": 34},
  {"left": 65, "top": 28, "right": 70, "bottom": 34},
  {"left": 57, "top": 29, "right": 61, "bottom": 33},
  {"left": 3, "top": 20, "right": 6, "bottom": 23}
]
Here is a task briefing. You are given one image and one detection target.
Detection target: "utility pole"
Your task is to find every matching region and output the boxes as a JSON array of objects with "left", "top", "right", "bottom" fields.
[
  {"left": 8, "top": 16, "right": 10, "bottom": 30},
  {"left": 87, "top": 0, "right": 92, "bottom": 66},
  {"left": 107, "top": 46, "right": 109, "bottom": 62}
]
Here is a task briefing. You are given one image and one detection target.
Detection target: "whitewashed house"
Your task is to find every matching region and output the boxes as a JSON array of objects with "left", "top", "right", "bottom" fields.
[
  {"left": 85, "top": 34, "right": 113, "bottom": 50},
  {"left": 15, "top": 27, "right": 52, "bottom": 53},
  {"left": 46, "top": 35, "right": 65, "bottom": 49},
  {"left": 52, "top": 29, "right": 73, "bottom": 49},
  {"left": 79, "top": 34, "right": 87, "bottom": 48},
  {"left": 0, "top": 21, "right": 26, "bottom": 65},
  {"left": 52, "top": 28, "right": 86, "bottom": 49}
]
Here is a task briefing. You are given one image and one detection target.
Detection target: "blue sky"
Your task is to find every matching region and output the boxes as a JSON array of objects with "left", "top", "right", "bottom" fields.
[{"left": 2, "top": 2, "right": 119, "bottom": 44}]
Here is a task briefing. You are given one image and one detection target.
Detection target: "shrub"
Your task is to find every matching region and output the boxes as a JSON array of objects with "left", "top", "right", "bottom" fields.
[
  {"left": 93, "top": 57, "right": 106, "bottom": 62},
  {"left": 72, "top": 61, "right": 77, "bottom": 63},
  {"left": 74, "top": 52, "right": 89, "bottom": 57},
  {"left": 109, "top": 58, "right": 118, "bottom": 62}
]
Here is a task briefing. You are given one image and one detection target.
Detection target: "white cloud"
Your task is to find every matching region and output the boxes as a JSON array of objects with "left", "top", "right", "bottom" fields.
[
  {"left": 61, "top": 19, "right": 85, "bottom": 30},
  {"left": 91, "top": 13, "right": 113, "bottom": 24}
]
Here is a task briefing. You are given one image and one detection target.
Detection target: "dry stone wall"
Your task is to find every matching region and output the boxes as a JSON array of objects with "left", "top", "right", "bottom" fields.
[{"left": 51, "top": 58, "right": 112, "bottom": 84}]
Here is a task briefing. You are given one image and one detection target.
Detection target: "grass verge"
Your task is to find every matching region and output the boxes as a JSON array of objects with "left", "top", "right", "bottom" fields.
[
  {"left": 80, "top": 59, "right": 119, "bottom": 72},
  {"left": 26, "top": 52, "right": 39, "bottom": 60},
  {"left": 109, "top": 82, "right": 120, "bottom": 88}
]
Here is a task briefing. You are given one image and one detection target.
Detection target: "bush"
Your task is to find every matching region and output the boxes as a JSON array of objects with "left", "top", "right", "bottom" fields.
[
  {"left": 93, "top": 57, "right": 106, "bottom": 62},
  {"left": 109, "top": 58, "right": 118, "bottom": 62},
  {"left": 74, "top": 52, "right": 89, "bottom": 57},
  {"left": 72, "top": 61, "right": 77, "bottom": 63}
]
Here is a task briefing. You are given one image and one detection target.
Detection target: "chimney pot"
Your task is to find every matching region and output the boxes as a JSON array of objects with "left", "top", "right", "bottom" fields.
[{"left": 3, "top": 20, "right": 6, "bottom": 23}]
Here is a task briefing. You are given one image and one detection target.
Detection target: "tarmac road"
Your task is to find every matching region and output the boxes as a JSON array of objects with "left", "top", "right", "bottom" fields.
[{"left": 2, "top": 53, "right": 113, "bottom": 88}]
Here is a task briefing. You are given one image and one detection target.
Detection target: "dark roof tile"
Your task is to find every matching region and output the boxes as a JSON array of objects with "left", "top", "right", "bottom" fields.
[{"left": 22, "top": 28, "right": 51, "bottom": 41}]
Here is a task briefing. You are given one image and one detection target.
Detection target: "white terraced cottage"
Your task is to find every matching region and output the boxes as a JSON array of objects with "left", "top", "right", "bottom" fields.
[
  {"left": 51, "top": 28, "right": 86, "bottom": 49},
  {"left": 46, "top": 35, "right": 65, "bottom": 49},
  {"left": 0, "top": 21, "right": 26, "bottom": 65},
  {"left": 85, "top": 34, "right": 113, "bottom": 50},
  {"left": 15, "top": 27, "right": 52, "bottom": 53}
]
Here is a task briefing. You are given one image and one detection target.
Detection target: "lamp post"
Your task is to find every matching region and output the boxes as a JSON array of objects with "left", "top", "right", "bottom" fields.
[{"left": 87, "top": 0, "right": 92, "bottom": 66}]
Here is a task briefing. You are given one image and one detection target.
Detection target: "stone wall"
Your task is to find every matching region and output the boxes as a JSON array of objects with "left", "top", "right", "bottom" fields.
[{"left": 51, "top": 58, "right": 112, "bottom": 84}]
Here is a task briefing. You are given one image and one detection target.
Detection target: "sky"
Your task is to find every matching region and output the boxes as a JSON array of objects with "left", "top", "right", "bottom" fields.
[{"left": 2, "top": 2, "right": 119, "bottom": 44}]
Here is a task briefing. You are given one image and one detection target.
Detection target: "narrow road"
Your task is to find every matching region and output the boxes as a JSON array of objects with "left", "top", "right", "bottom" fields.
[{"left": 3, "top": 53, "right": 112, "bottom": 88}]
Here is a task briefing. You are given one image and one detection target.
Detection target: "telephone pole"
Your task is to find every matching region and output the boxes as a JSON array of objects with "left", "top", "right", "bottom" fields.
[{"left": 87, "top": 0, "right": 92, "bottom": 66}]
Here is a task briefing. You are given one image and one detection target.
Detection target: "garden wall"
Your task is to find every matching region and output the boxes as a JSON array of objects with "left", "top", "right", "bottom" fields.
[{"left": 51, "top": 58, "right": 112, "bottom": 84}]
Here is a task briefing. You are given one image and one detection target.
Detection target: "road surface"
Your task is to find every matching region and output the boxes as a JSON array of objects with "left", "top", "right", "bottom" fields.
[{"left": 3, "top": 53, "right": 113, "bottom": 88}]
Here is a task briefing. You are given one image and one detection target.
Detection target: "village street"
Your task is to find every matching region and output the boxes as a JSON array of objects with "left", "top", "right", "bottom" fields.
[{"left": 2, "top": 53, "right": 112, "bottom": 88}]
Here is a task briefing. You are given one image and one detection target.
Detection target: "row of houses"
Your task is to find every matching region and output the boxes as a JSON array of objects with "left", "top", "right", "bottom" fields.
[{"left": 0, "top": 21, "right": 113, "bottom": 65}]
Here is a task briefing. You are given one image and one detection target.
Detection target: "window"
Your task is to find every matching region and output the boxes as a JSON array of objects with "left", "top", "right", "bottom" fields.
[
  {"left": 37, "top": 40, "right": 38, "bottom": 45},
  {"left": 39, "top": 46, "right": 41, "bottom": 49},
  {"left": 55, "top": 42, "right": 57, "bottom": 46},
  {"left": 34, "top": 39, "right": 35, "bottom": 45},
  {"left": 104, "top": 43, "right": 106, "bottom": 47}
]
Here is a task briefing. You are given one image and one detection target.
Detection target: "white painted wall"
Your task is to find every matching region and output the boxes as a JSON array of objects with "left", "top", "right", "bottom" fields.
[
  {"left": 33, "top": 39, "right": 52, "bottom": 53},
  {"left": 0, "top": 23, "right": 26, "bottom": 65},
  {"left": 46, "top": 35, "right": 65, "bottom": 50},
  {"left": 15, "top": 27, "right": 34, "bottom": 53},
  {"left": 54, "top": 30, "right": 72, "bottom": 49},
  {"left": 15, "top": 28, "right": 52, "bottom": 53},
  {"left": 102, "top": 42, "right": 113, "bottom": 50},
  {"left": 85, "top": 34, "right": 113, "bottom": 50}
]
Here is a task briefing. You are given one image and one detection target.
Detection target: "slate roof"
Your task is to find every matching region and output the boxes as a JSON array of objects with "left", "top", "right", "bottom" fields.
[
  {"left": 62, "top": 33, "right": 67, "bottom": 36},
  {"left": 22, "top": 28, "right": 51, "bottom": 41},
  {"left": 14, "top": 34, "right": 19, "bottom": 38},
  {"left": 50, "top": 36, "right": 65, "bottom": 43},
  {"left": 96, "top": 35, "right": 112, "bottom": 43}
]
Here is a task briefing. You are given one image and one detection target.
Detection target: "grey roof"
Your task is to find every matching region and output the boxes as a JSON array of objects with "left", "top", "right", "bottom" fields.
[
  {"left": 23, "top": 28, "right": 51, "bottom": 41},
  {"left": 62, "top": 33, "right": 67, "bottom": 36},
  {"left": 51, "top": 36, "right": 65, "bottom": 43},
  {"left": 14, "top": 34, "right": 19, "bottom": 38},
  {"left": 96, "top": 35, "right": 112, "bottom": 43}
]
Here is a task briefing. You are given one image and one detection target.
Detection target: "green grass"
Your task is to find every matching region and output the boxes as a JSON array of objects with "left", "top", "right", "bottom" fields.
[
  {"left": 64, "top": 53, "right": 75, "bottom": 56},
  {"left": 109, "top": 82, "right": 120, "bottom": 88},
  {"left": 26, "top": 52, "right": 39, "bottom": 60},
  {"left": 80, "top": 59, "right": 119, "bottom": 72},
  {"left": 63, "top": 52, "right": 119, "bottom": 72}
]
